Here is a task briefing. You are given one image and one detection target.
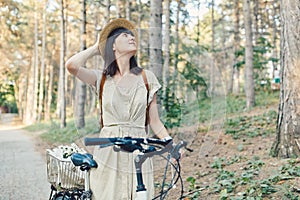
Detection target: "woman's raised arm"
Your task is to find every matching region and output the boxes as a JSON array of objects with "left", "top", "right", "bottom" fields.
[{"left": 65, "top": 38, "right": 100, "bottom": 86}]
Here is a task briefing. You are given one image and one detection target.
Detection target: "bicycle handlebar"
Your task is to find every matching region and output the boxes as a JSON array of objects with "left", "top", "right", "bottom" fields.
[
  {"left": 84, "top": 136, "right": 192, "bottom": 199},
  {"left": 84, "top": 136, "right": 189, "bottom": 159},
  {"left": 84, "top": 137, "right": 170, "bottom": 147}
]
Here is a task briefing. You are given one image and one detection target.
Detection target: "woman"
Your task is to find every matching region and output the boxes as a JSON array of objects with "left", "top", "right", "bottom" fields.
[{"left": 66, "top": 18, "right": 172, "bottom": 200}]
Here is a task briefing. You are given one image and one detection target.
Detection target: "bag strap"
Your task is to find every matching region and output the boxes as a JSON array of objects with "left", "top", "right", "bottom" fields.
[
  {"left": 99, "top": 70, "right": 150, "bottom": 131},
  {"left": 99, "top": 73, "right": 106, "bottom": 128},
  {"left": 141, "top": 70, "right": 150, "bottom": 133}
]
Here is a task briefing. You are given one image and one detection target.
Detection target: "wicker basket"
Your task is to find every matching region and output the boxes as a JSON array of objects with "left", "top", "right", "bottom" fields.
[{"left": 46, "top": 146, "right": 85, "bottom": 189}]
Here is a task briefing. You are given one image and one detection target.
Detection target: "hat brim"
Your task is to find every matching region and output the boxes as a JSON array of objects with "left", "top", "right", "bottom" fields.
[{"left": 99, "top": 18, "right": 138, "bottom": 57}]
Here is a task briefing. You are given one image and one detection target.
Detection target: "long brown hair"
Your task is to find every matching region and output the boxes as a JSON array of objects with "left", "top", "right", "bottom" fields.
[{"left": 103, "top": 28, "right": 142, "bottom": 76}]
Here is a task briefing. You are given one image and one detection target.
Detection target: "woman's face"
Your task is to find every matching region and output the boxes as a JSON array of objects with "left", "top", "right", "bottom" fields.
[{"left": 113, "top": 32, "right": 137, "bottom": 57}]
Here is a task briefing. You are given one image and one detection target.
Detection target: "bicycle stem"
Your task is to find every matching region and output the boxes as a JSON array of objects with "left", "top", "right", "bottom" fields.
[
  {"left": 134, "top": 154, "right": 147, "bottom": 192},
  {"left": 84, "top": 170, "right": 90, "bottom": 192},
  {"left": 134, "top": 144, "right": 172, "bottom": 193}
]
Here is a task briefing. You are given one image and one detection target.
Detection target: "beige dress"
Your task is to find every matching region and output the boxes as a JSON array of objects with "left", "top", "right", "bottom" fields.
[{"left": 90, "top": 69, "right": 161, "bottom": 200}]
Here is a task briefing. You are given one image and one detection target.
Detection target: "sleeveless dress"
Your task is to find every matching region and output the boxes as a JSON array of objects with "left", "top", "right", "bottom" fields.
[{"left": 90, "top": 69, "right": 161, "bottom": 200}]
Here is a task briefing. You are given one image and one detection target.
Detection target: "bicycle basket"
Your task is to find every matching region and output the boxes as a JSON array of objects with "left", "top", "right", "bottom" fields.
[{"left": 46, "top": 143, "right": 86, "bottom": 189}]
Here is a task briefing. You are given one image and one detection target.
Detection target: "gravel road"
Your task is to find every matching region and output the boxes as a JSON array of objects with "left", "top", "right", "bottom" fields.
[{"left": 0, "top": 114, "right": 50, "bottom": 200}]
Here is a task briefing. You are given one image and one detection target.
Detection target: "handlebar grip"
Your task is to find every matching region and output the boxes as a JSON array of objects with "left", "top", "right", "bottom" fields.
[
  {"left": 84, "top": 137, "right": 117, "bottom": 146},
  {"left": 175, "top": 141, "right": 187, "bottom": 150},
  {"left": 171, "top": 141, "right": 187, "bottom": 160}
]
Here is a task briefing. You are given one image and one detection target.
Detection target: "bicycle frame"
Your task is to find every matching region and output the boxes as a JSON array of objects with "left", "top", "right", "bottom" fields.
[
  {"left": 84, "top": 137, "right": 187, "bottom": 200},
  {"left": 48, "top": 137, "right": 188, "bottom": 200}
]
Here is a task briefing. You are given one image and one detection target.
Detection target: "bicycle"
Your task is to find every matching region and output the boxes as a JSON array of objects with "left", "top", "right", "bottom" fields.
[{"left": 47, "top": 136, "right": 190, "bottom": 200}]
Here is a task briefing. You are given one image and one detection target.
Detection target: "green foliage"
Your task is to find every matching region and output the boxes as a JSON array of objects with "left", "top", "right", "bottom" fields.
[
  {"left": 0, "top": 81, "right": 18, "bottom": 113},
  {"left": 181, "top": 61, "right": 208, "bottom": 99},
  {"left": 253, "top": 37, "right": 273, "bottom": 70},
  {"left": 185, "top": 176, "right": 202, "bottom": 199},
  {"left": 161, "top": 60, "right": 209, "bottom": 128},
  {"left": 197, "top": 155, "right": 300, "bottom": 199},
  {"left": 225, "top": 110, "right": 277, "bottom": 139},
  {"left": 233, "top": 36, "right": 279, "bottom": 92},
  {"left": 279, "top": 160, "right": 300, "bottom": 177},
  {"left": 40, "top": 121, "right": 79, "bottom": 143},
  {"left": 208, "top": 156, "right": 279, "bottom": 199},
  {"left": 255, "top": 91, "right": 280, "bottom": 106},
  {"left": 160, "top": 86, "right": 183, "bottom": 129},
  {"left": 226, "top": 94, "right": 246, "bottom": 114},
  {"left": 234, "top": 47, "right": 246, "bottom": 69},
  {"left": 213, "top": 170, "right": 236, "bottom": 193},
  {"left": 242, "top": 179, "right": 277, "bottom": 198}
]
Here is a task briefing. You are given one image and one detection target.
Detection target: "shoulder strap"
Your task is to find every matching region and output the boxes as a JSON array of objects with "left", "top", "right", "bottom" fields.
[
  {"left": 141, "top": 70, "right": 150, "bottom": 133},
  {"left": 99, "top": 73, "right": 106, "bottom": 128}
]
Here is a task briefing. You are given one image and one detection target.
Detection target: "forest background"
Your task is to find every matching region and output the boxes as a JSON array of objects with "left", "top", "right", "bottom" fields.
[{"left": 1, "top": 0, "right": 300, "bottom": 199}]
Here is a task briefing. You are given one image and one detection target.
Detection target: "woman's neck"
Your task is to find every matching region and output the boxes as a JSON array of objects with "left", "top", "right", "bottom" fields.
[{"left": 116, "top": 55, "right": 131, "bottom": 76}]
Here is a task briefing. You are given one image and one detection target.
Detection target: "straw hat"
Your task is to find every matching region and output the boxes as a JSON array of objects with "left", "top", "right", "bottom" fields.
[{"left": 98, "top": 18, "right": 138, "bottom": 57}]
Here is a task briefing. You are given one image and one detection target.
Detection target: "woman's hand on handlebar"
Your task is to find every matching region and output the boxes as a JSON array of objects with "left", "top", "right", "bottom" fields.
[
  {"left": 170, "top": 140, "right": 193, "bottom": 161},
  {"left": 150, "top": 136, "right": 189, "bottom": 161}
]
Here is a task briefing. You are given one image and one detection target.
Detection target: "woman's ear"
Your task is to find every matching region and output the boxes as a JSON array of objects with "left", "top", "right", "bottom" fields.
[{"left": 113, "top": 43, "right": 116, "bottom": 51}]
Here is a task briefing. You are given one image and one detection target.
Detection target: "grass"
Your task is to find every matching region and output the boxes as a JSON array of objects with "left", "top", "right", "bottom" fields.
[
  {"left": 24, "top": 116, "right": 100, "bottom": 144},
  {"left": 25, "top": 91, "right": 280, "bottom": 144},
  {"left": 181, "top": 91, "right": 300, "bottom": 199},
  {"left": 225, "top": 110, "right": 277, "bottom": 139},
  {"left": 186, "top": 155, "right": 300, "bottom": 200}
]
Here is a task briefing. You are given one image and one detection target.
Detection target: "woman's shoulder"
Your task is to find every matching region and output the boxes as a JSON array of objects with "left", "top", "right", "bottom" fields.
[
  {"left": 143, "top": 69, "right": 157, "bottom": 79},
  {"left": 92, "top": 69, "right": 104, "bottom": 80},
  {"left": 143, "top": 69, "right": 160, "bottom": 86}
]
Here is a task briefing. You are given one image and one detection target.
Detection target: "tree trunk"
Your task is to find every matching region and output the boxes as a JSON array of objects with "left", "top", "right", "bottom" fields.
[
  {"left": 38, "top": 3, "right": 47, "bottom": 122},
  {"left": 162, "top": 0, "right": 170, "bottom": 99},
  {"left": 116, "top": 0, "right": 121, "bottom": 17},
  {"left": 90, "top": 3, "right": 101, "bottom": 115},
  {"left": 271, "top": 0, "right": 300, "bottom": 158},
  {"left": 104, "top": 0, "right": 110, "bottom": 23},
  {"left": 44, "top": 43, "right": 55, "bottom": 121},
  {"left": 171, "top": 0, "right": 180, "bottom": 98},
  {"left": 209, "top": 0, "right": 215, "bottom": 97},
  {"left": 229, "top": 0, "right": 240, "bottom": 95},
  {"left": 220, "top": 9, "right": 227, "bottom": 95},
  {"left": 75, "top": 0, "right": 87, "bottom": 129},
  {"left": 243, "top": 0, "right": 255, "bottom": 108},
  {"left": 24, "top": 56, "right": 35, "bottom": 125},
  {"left": 45, "top": 63, "right": 54, "bottom": 121},
  {"left": 33, "top": 9, "right": 39, "bottom": 123},
  {"left": 149, "top": 0, "right": 162, "bottom": 80},
  {"left": 271, "top": 0, "right": 279, "bottom": 71},
  {"left": 253, "top": 0, "right": 259, "bottom": 44},
  {"left": 14, "top": 77, "right": 24, "bottom": 120},
  {"left": 137, "top": 0, "right": 142, "bottom": 65},
  {"left": 126, "top": 0, "right": 131, "bottom": 20},
  {"left": 59, "top": 0, "right": 66, "bottom": 128}
]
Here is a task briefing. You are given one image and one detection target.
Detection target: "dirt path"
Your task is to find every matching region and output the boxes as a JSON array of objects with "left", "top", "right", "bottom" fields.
[{"left": 0, "top": 114, "right": 50, "bottom": 200}]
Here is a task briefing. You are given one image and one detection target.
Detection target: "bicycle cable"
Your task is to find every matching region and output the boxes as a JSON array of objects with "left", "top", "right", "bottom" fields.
[{"left": 153, "top": 154, "right": 183, "bottom": 200}]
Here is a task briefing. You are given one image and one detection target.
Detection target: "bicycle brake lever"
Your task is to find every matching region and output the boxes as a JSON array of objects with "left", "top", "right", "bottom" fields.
[
  {"left": 170, "top": 141, "right": 192, "bottom": 160},
  {"left": 185, "top": 146, "right": 193, "bottom": 152}
]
